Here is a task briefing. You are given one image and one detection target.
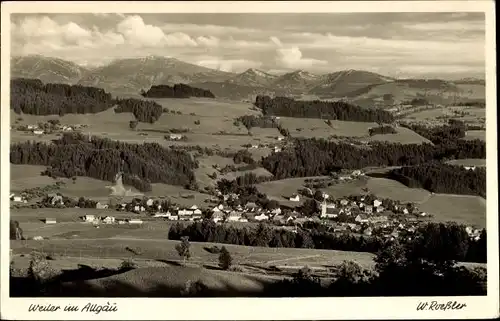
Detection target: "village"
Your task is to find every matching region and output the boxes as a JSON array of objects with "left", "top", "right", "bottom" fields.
[{"left": 10, "top": 176, "right": 483, "bottom": 243}]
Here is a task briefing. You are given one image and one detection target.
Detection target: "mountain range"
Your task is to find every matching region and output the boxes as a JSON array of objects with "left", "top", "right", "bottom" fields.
[{"left": 11, "top": 55, "right": 485, "bottom": 107}]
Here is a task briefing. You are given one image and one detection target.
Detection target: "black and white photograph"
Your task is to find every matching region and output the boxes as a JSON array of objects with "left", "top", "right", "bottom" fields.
[{"left": 1, "top": 1, "right": 498, "bottom": 320}]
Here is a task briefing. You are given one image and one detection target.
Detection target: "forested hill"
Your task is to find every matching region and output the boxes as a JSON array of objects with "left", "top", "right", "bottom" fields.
[
  {"left": 261, "top": 137, "right": 486, "bottom": 180},
  {"left": 11, "top": 78, "right": 115, "bottom": 116},
  {"left": 10, "top": 133, "right": 198, "bottom": 192},
  {"left": 254, "top": 95, "right": 394, "bottom": 123},
  {"left": 388, "top": 163, "right": 486, "bottom": 198},
  {"left": 141, "top": 84, "right": 216, "bottom": 98}
]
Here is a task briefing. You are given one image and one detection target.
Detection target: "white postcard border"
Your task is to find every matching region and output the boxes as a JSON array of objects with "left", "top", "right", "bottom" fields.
[{"left": 1, "top": 1, "right": 498, "bottom": 320}]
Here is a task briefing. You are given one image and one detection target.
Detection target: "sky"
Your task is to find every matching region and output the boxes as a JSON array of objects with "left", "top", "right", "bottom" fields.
[{"left": 10, "top": 12, "right": 485, "bottom": 79}]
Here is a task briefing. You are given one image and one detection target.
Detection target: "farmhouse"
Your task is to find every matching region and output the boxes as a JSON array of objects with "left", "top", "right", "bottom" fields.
[
  {"left": 102, "top": 216, "right": 116, "bottom": 224},
  {"left": 289, "top": 194, "right": 300, "bottom": 202},
  {"left": 45, "top": 218, "right": 57, "bottom": 224},
  {"left": 369, "top": 215, "right": 388, "bottom": 224},
  {"left": 83, "top": 215, "right": 97, "bottom": 223},
  {"left": 146, "top": 199, "right": 155, "bottom": 207},
  {"left": 320, "top": 202, "right": 338, "bottom": 219},
  {"left": 95, "top": 202, "right": 109, "bottom": 209},
  {"left": 464, "top": 166, "right": 476, "bottom": 171},
  {"left": 11, "top": 195, "right": 25, "bottom": 203},
  {"left": 373, "top": 200, "right": 383, "bottom": 208},
  {"left": 355, "top": 214, "right": 369, "bottom": 224},
  {"left": 276, "top": 136, "right": 284, "bottom": 141},
  {"left": 254, "top": 213, "right": 269, "bottom": 221},
  {"left": 340, "top": 199, "right": 349, "bottom": 206},
  {"left": 364, "top": 205, "right": 373, "bottom": 214},
  {"left": 33, "top": 130, "right": 44, "bottom": 135},
  {"left": 212, "top": 211, "right": 225, "bottom": 223},
  {"left": 227, "top": 211, "right": 243, "bottom": 222},
  {"left": 169, "top": 134, "right": 183, "bottom": 140},
  {"left": 128, "top": 219, "right": 143, "bottom": 225}
]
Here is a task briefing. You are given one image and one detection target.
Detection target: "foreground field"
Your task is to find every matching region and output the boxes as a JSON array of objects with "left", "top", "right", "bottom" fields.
[{"left": 10, "top": 238, "right": 377, "bottom": 270}]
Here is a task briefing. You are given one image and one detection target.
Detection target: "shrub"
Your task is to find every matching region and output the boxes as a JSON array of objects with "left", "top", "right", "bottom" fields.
[
  {"left": 218, "top": 246, "right": 233, "bottom": 270},
  {"left": 175, "top": 236, "right": 191, "bottom": 262}
]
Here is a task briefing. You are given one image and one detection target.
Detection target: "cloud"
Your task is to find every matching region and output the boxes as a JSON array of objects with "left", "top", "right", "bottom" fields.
[
  {"left": 403, "top": 21, "right": 485, "bottom": 32},
  {"left": 196, "top": 58, "right": 262, "bottom": 72},
  {"left": 117, "top": 15, "right": 173, "bottom": 47},
  {"left": 271, "top": 37, "right": 326, "bottom": 69}
]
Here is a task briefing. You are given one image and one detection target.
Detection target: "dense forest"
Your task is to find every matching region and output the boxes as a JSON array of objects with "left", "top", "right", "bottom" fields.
[
  {"left": 388, "top": 163, "right": 486, "bottom": 197},
  {"left": 169, "top": 220, "right": 486, "bottom": 264},
  {"left": 261, "top": 138, "right": 485, "bottom": 179},
  {"left": 11, "top": 78, "right": 114, "bottom": 115},
  {"left": 254, "top": 95, "right": 395, "bottom": 123},
  {"left": 10, "top": 133, "right": 198, "bottom": 192},
  {"left": 234, "top": 115, "right": 278, "bottom": 130},
  {"left": 114, "top": 98, "right": 163, "bottom": 123},
  {"left": 399, "top": 121, "right": 466, "bottom": 145},
  {"left": 141, "top": 84, "right": 215, "bottom": 98}
]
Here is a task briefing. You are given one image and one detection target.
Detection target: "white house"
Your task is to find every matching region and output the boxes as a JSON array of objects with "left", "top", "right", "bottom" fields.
[
  {"left": 33, "top": 130, "right": 44, "bottom": 135},
  {"left": 277, "top": 136, "right": 284, "bottom": 141},
  {"left": 251, "top": 144, "right": 259, "bottom": 149},
  {"left": 254, "top": 213, "right": 269, "bottom": 221},
  {"left": 83, "top": 215, "right": 97, "bottom": 223},
  {"left": 146, "top": 199, "right": 154, "bottom": 207},
  {"left": 376, "top": 206, "right": 385, "bottom": 213},
  {"left": 102, "top": 216, "right": 116, "bottom": 224},
  {"left": 464, "top": 166, "right": 476, "bottom": 171},
  {"left": 168, "top": 215, "right": 179, "bottom": 221},
  {"left": 365, "top": 205, "right": 373, "bottom": 214},
  {"left": 96, "top": 202, "right": 109, "bottom": 209},
  {"left": 271, "top": 207, "right": 282, "bottom": 215},
  {"left": 129, "top": 219, "right": 143, "bottom": 225},
  {"left": 190, "top": 211, "right": 203, "bottom": 221},
  {"left": 363, "top": 227, "right": 373, "bottom": 236},
  {"left": 402, "top": 208, "right": 409, "bottom": 215},
  {"left": 190, "top": 205, "right": 199, "bottom": 210},
  {"left": 153, "top": 212, "right": 171, "bottom": 218},
  {"left": 289, "top": 194, "right": 300, "bottom": 202},
  {"left": 212, "top": 211, "right": 225, "bottom": 223},
  {"left": 193, "top": 209, "right": 202, "bottom": 215},
  {"left": 355, "top": 214, "right": 369, "bottom": 224},
  {"left": 227, "top": 211, "right": 242, "bottom": 222},
  {"left": 352, "top": 170, "right": 362, "bottom": 177},
  {"left": 12, "top": 196, "right": 24, "bottom": 203},
  {"left": 169, "top": 134, "right": 183, "bottom": 140},
  {"left": 274, "top": 147, "right": 282, "bottom": 153},
  {"left": 321, "top": 202, "right": 338, "bottom": 219},
  {"left": 340, "top": 199, "right": 349, "bottom": 206},
  {"left": 373, "top": 200, "right": 382, "bottom": 208},
  {"left": 212, "top": 206, "right": 221, "bottom": 213}
]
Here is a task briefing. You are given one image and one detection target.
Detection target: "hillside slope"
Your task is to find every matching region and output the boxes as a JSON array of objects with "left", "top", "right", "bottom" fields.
[{"left": 11, "top": 55, "right": 89, "bottom": 84}]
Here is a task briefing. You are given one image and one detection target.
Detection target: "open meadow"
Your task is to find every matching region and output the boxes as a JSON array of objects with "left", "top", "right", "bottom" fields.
[
  {"left": 277, "top": 117, "right": 430, "bottom": 144},
  {"left": 419, "top": 194, "right": 486, "bottom": 228}
]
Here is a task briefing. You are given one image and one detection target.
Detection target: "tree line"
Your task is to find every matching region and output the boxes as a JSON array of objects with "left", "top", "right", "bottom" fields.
[
  {"left": 254, "top": 95, "right": 395, "bottom": 123},
  {"left": 140, "top": 84, "right": 215, "bottom": 98},
  {"left": 399, "top": 121, "right": 467, "bottom": 145},
  {"left": 11, "top": 78, "right": 115, "bottom": 116},
  {"left": 10, "top": 132, "right": 198, "bottom": 192},
  {"left": 234, "top": 115, "right": 278, "bottom": 130},
  {"left": 261, "top": 138, "right": 485, "bottom": 180},
  {"left": 369, "top": 125, "right": 397, "bottom": 136},
  {"left": 114, "top": 98, "right": 163, "bottom": 123},
  {"left": 388, "top": 163, "right": 486, "bottom": 197},
  {"left": 169, "top": 220, "right": 486, "bottom": 264}
]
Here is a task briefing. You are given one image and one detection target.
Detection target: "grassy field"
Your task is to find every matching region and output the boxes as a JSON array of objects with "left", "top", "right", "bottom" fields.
[
  {"left": 464, "top": 130, "right": 486, "bottom": 141},
  {"left": 10, "top": 237, "right": 377, "bottom": 270},
  {"left": 276, "top": 117, "right": 430, "bottom": 144},
  {"left": 446, "top": 159, "right": 486, "bottom": 167},
  {"left": 419, "top": 194, "right": 486, "bottom": 228}
]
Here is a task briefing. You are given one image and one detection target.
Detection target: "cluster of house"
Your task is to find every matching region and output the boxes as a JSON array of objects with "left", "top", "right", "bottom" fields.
[
  {"left": 22, "top": 123, "right": 86, "bottom": 136},
  {"left": 10, "top": 193, "right": 28, "bottom": 203},
  {"left": 166, "top": 133, "right": 185, "bottom": 141},
  {"left": 81, "top": 214, "right": 143, "bottom": 225}
]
